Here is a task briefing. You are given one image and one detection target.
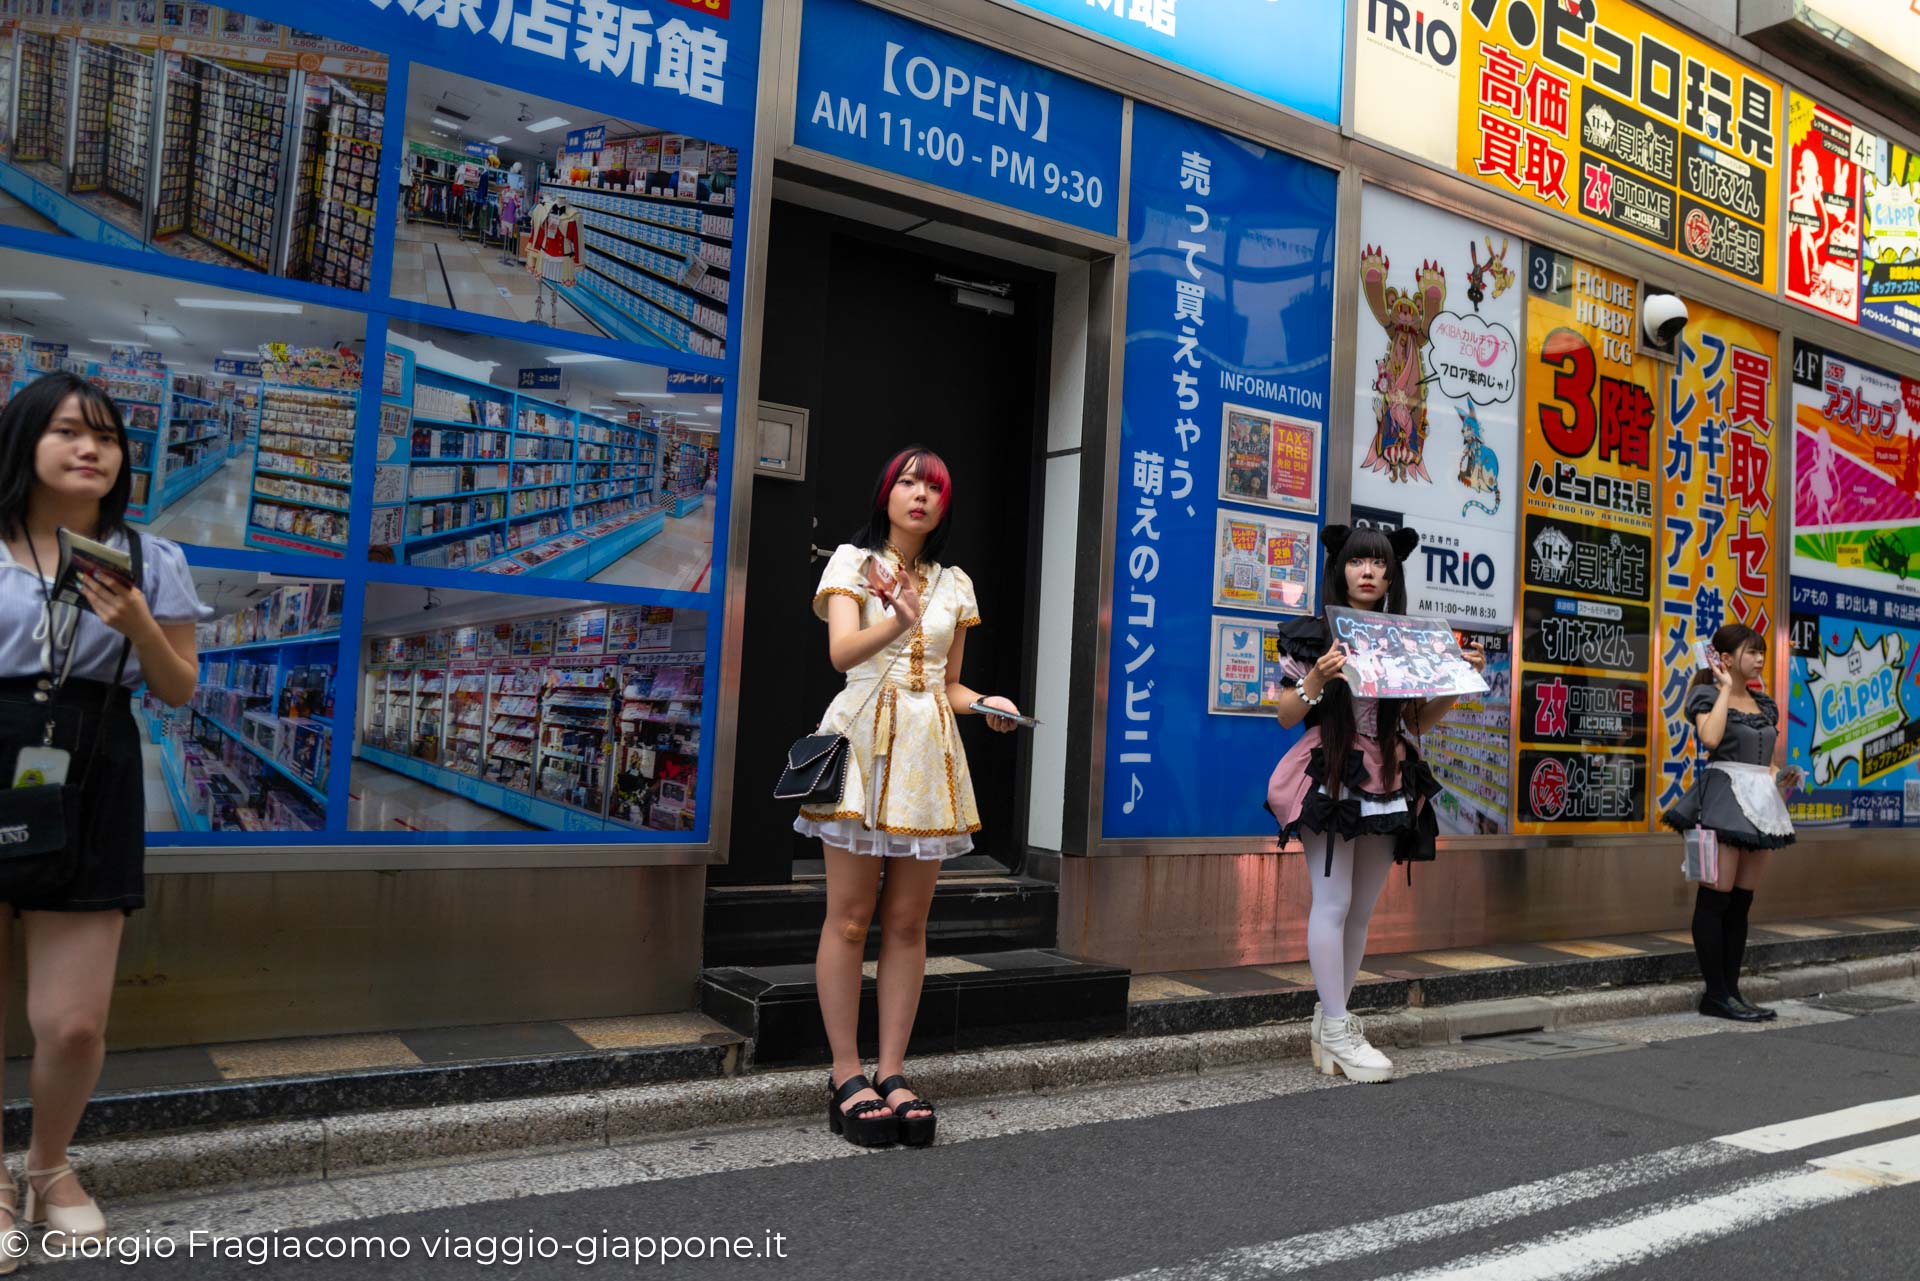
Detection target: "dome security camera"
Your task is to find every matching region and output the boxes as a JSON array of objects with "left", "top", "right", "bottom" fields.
[{"left": 1642, "top": 292, "right": 1688, "bottom": 348}]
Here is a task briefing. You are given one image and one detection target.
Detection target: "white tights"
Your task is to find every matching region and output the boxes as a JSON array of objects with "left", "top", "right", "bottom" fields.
[{"left": 1301, "top": 832, "right": 1397, "bottom": 1021}]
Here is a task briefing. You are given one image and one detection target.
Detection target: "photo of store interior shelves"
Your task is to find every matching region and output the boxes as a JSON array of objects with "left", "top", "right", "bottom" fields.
[
  {"left": 0, "top": 244, "right": 367, "bottom": 554},
  {"left": 384, "top": 320, "right": 720, "bottom": 592},
  {"left": 0, "top": 18, "right": 385, "bottom": 289},
  {"left": 392, "top": 66, "right": 735, "bottom": 356},
  {"left": 351, "top": 585, "right": 706, "bottom": 835},
  {"left": 142, "top": 567, "right": 345, "bottom": 836}
]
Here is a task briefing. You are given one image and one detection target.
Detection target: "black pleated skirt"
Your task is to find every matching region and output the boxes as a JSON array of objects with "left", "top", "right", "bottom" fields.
[{"left": 0, "top": 675, "right": 146, "bottom": 913}]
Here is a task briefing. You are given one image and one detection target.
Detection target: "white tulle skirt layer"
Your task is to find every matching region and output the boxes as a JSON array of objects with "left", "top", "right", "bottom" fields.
[{"left": 792, "top": 757, "right": 975, "bottom": 860}]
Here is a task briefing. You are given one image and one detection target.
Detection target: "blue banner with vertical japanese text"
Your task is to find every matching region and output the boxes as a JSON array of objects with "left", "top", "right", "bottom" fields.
[{"left": 1100, "top": 102, "right": 1337, "bottom": 841}]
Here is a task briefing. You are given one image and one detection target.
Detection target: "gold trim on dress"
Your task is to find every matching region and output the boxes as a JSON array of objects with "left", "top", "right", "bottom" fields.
[
  {"left": 814, "top": 587, "right": 863, "bottom": 608},
  {"left": 956, "top": 615, "right": 982, "bottom": 630}
]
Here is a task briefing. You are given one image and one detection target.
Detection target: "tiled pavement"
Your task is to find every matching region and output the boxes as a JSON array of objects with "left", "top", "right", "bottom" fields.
[
  {"left": 10, "top": 909, "right": 1918, "bottom": 1145},
  {"left": 1125, "top": 909, "right": 1920, "bottom": 1035}
]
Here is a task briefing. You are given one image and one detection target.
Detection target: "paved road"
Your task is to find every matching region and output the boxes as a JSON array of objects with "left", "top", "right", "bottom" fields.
[{"left": 34, "top": 981, "right": 1920, "bottom": 1279}]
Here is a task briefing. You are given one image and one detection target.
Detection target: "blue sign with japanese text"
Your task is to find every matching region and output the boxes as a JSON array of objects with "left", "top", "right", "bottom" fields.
[
  {"left": 213, "top": 358, "right": 263, "bottom": 378},
  {"left": 1788, "top": 578, "right": 1920, "bottom": 829},
  {"left": 1100, "top": 102, "right": 1338, "bottom": 840},
  {"left": 517, "top": 367, "right": 563, "bottom": 390},
  {"left": 793, "top": 0, "right": 1124, "bottom": 236},
  {"left": 667, "top": 369, "right": 725, "bottom": 392},
  {"left": 999, "top": 0, "right": 1344, "bottom": 125},
  {"left": 566, "top": 125, "right": 608, "bottom": 153}
]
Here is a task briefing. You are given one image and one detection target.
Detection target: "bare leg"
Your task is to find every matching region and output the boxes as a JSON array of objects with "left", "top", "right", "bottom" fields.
[
  {"left": 815, "top": 846, "right": 887, "bottom": 1117},
  {"left": 874, "top": 856, "right": 941, "bottom": 1119},
  {"left": 24, "top": 910, "right": 123, "bottom": 1209},
  {"left": 1342, "top": 835, "right": 1399, "bottom": 1007}
]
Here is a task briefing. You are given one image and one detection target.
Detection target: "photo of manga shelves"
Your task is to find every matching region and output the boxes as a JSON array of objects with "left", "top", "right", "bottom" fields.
[
  {"left": 135, "top": 570, "right": 710, "bottom": 837},
  {"left": 392, "top": 65, "right": 736, "bottom": 358},
  {"left": 0, "top": 2, "right": 385, "bottom": 291},
  {"left": 0, "top": 244, "right": 723, "bottom": 592},
  {"left": 352, "top": 588, "right": 706, "bottom": 835},
  {"left": 141, "top": 566, "right": 345, "bottom": 836},
  {"left": 374, "top": 320, "right": 720, "bottom": 591}
]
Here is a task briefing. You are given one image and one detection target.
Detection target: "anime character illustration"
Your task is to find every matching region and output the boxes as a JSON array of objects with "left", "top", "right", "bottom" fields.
[
  {"left": 1808, "top": 424, "right": 1839, "bottom": 526},
  {"left": 1456, "top": 403, "right": 1501, "bottom": 518},
  {"left": 1360, "top": 246, "right": 1445, "bottom": 485},
  {"left": 1791, "top": 148, "right": 1832, "bottom": 293},
  {"left": 1465, "top": 236, "right": 1514, "bottom": 312}
]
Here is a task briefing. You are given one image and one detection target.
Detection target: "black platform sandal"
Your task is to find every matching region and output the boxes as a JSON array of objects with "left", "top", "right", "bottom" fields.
[
  {"left": 828, "top": 1073, "right": 897, "bottom": 1147},
  {"left": 876, "top": 1074, "right": 937, "bottom": 1147}
]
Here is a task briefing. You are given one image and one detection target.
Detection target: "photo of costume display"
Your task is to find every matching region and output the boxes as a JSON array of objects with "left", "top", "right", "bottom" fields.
[
  {"left": 377, "top": 320, "right": 720, "bottom": 589},
  {"left": 141, "top": 565, "right": 344, "bottom": 836},
  {"left": 0, "top": 245, "right": 367, "bottom": 554},
  {"left": 391, "top": 65, "right": 736, "bottom": 358},
  {"left": 350, "top": 583, "right": 707, "bottom": 835},
  {"left": 0, "top": 4, "right": 386, "bottom": 291}
]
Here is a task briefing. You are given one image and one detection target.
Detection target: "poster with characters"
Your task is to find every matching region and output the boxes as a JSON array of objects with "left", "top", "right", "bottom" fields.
[
  {"left": 1784, "top": 93, "right": 1865, "bottom": 323},
  {"left": 1513, "top": 247, "right": 1660, "bottom": 833},
  {"left": 1351, "top": 187, "right": 1520, "bottom": 628},
  {"left": 1860, "top": 137, "right": 1920, "bottom": 350},
  {"left": 1218, "top": 404, "right": 1319, "bottom": 513},
  {"left": 1787, "top": 579, "right": 1920, "bottom": 828},
  {"left": 1790, "top": 341, "right": 1920, "bottom": 599},
  {"left": 1325, "top": 607, "right": 1488, "bottom": 700},
  {"left": 1211, "top": 509, "right": 1316, "bottom": 616}
]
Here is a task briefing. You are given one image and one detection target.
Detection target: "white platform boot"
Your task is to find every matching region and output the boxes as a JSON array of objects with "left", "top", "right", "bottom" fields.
[
  {"left": 1318, "top": 1013, "right": 1394, "bottom": 1083},
  {"left": 1310, "top": 1001, "right": 1323, "bottom": 1070}
]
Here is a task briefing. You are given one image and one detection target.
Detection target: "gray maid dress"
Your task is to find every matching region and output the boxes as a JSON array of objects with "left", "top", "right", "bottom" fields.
[{"left": 1660, "top": 685, "right": 1796, "bottom": 850}]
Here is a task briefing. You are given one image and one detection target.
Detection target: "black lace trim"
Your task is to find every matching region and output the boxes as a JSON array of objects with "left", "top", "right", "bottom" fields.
[{"left": 1272, "top": 745, "right": 1443, "bottom": 871}]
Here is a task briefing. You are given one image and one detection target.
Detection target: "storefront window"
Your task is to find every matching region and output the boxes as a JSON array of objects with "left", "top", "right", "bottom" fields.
[{"left": 0, "top": 0, "right": 761, "bottom": 857}]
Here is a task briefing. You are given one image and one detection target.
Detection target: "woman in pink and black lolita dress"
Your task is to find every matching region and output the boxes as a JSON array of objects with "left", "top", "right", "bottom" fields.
[{"left": 1266, "top": 525, "right": 1486, "bottom": 1084}]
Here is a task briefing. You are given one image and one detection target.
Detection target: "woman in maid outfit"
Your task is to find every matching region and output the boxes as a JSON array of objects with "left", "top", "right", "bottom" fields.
[
  {"left": 1266, "top": 526, "right": 1486, "bottom": 1084},
  {"left": 1661, "top": 623, "right": 1796, "bottom": 1022}
]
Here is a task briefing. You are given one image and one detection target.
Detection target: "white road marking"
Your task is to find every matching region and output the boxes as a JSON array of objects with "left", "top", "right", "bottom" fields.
[
  {"left": 1716, "top": 1092, "right": 1920, "bottom": 1153},
  {"left": 1104, "top": 1143, "right": 1746, "bottom": 1281},
  {"left": 1109, "top": 1097, "right": 1920, "bottom": 1281},
  {"left": 1371, "top": 1136, "right": 1920, "bottom": 1281}
]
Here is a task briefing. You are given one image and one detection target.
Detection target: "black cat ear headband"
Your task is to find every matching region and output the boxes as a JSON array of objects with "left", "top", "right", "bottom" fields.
[{"left": 1321, "top": 524, "right": 1421, "bottom": 564}]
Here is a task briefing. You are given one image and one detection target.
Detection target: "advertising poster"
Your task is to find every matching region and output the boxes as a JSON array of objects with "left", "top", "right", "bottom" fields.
[
  {"left": 1325, "top": 607, "right": 1488, "bottom": 700},
  {"left": 1513, "top": 247, "right": 1659, "bottom": 833},
  {"left": 1352, "top": 186, "right": 1521, "bottom": 628},
  {"left": 1861, "top": 137, "right": 1920, "bottom": 349},
  {"left": 1427, "top": 629, "right": 1511, "bottom": 836},
  {"left": 1209, "top": 617, "right": 1270, "bottom": 716},
  {"left": 1219, "top": 404, "right": 1318, "bottom": 514},
  {"left": 1211, "top": 509, "right": 1316, "bottom": 615},
  {"left": 1457, "top": 0, "right": 1781, "bottom": 290},
  {"left": 1784, "top": 94, "right": 1865, "bottom": 323},
  {"left": 1654, "top": 303, "right": 1778, "bottom": 814},
  {"left": 0, "top": 0, "right": 763, "bottom": 850},
  {"left": 1787, "top": 579, "right": 1920, "bottom": 829},
  {"left": 1353, "top": 0, "right": 1462, "bottom": 168},
  {"left": 1791, "top": 341, "right": 1920, "bottom": 598},
  {"left": 1102, "top": 102, "right": 1336, "bottom": 839}
]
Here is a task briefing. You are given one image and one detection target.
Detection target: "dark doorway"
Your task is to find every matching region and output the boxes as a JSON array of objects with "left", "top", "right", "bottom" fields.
[{"left": 721, "top": 200, "right": 1050, "bottom": 886}]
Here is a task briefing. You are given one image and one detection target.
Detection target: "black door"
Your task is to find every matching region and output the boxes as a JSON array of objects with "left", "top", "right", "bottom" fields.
[{"left": 720, "top": 202, "right": 1048, "bottom": 884}]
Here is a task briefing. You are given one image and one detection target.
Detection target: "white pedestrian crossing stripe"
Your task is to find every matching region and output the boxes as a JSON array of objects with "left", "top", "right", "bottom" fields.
[{"left": 1107, "top": 1095, "right": 1920, "bottom": 1281}]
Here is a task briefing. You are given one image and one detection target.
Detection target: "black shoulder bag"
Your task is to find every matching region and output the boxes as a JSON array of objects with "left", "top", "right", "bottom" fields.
[
  {"left": 776, "top": 568, "right": 938, "bottom": 805},
  {"left": 0, "top": 532, "right": 140, "bottom": 902}
]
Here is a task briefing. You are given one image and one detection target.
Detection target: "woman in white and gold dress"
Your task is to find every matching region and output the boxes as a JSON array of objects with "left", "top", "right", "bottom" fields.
[{"left": 797, "top": 447, "right": 1021, "bottom": 1148}]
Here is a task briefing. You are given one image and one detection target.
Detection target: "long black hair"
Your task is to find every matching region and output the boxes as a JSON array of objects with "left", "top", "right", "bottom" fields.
[
  {"left": 1319, "top": 525, "right": 1417, "bottom": 796},
  {"left": 0, "top": 371, "right": 132, "bottom": 542},
  {"left": 851, "top": 444, "right": 954, "bottom": 565}
]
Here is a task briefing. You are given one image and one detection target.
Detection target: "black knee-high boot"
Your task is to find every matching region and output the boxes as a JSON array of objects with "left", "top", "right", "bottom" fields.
[
  {"left": 1692, "top": 887, "right": 1732, "bottom": 1000},
  {"left": 1725, "top": 887, "right": 1755, "bottom": 1000}
]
